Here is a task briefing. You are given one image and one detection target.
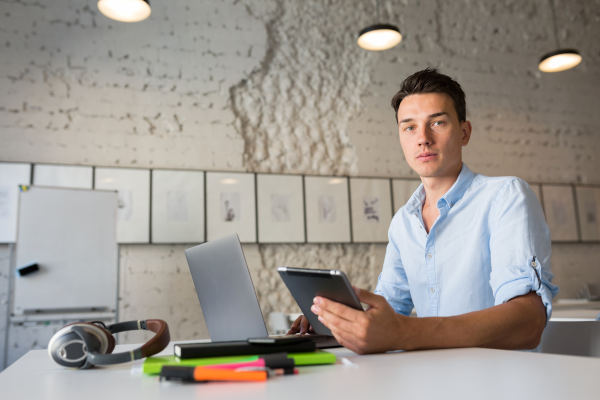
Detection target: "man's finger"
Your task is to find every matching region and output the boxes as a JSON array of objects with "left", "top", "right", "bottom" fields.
[
  {"left": 314, "top": 296, "right": 363, "bottom": 321},
  {"left": 287, "top": 315, "right": 301, "bottom": 334},
  {"left": 355, "top": 288, "right": 386, "bottom": 307},
  {"left": 315, "top": 305, "right": 360, "bottom": 337},
  {"left": 300, "top": 316, "right": 310, "bottom": 334}
]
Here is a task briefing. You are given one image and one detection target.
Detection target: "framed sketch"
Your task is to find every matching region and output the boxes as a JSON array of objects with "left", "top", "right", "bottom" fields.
[
  {"left": 541, "top": 184, "right": 578, "bottom": 242},
  {"left": 0, "top": 163, "right": 31, "bottom": 243},
  {"left": 33, "top": 164, "right": 92, "bottom": 189},
  {"left": 350, "top": 178, "right": 392, "bottom": 243},
  {"left": 95, "top": 167, "right": 150, "bottom": 243},
  {"left": 392, "top": 179, "right": 421, "bottom": 212},
  {"left": 305, "top": 176, "right": 350, "bottom": 243},
  {"left": 152, "top": 170, "right": 205, "bottom": 244},
  {"left": 257, "top": 174, "right": 304, "bottom": 243},
  {"left": 206, "top": 172, "right": 256, "bottom": 243},
  {"left": 575, "top": 186, "right": 600, "bottom": 241}
]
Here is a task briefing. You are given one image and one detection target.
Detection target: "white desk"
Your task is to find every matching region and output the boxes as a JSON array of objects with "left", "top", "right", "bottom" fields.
[{"left": 1, "top": 344, "right": 598, "bottom": 400}]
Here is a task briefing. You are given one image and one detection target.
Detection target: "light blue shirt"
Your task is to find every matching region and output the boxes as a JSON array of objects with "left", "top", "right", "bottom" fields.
[{"left": 375, "top": 164, "right": 558, "bottom": 320}]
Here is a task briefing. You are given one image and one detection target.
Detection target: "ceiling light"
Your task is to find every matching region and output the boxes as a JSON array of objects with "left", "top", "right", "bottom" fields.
[
  {"left": 357, "top": 0, "right": 402, "bottom": 51},
  {"left": 538, "top": 49, "right": 582, "bottom": 73},
  {"left": 357, "top": 24, "right": 402, "bottom": 51},
  {"left": 538, "top": 0, "right": 582, "bottom": 73},
  {"left": 97, "top": 0, "right": 151, "bottom": 23}
]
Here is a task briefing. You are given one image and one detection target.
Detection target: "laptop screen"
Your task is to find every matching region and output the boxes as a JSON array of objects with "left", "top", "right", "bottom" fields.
[{"left": 184, "top": 234, "right": 269, "bottom": 341}]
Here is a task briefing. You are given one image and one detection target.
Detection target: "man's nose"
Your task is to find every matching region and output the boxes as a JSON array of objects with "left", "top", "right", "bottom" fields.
[{"left": 416, "top": 125, "right": 433, "bottom": 146}]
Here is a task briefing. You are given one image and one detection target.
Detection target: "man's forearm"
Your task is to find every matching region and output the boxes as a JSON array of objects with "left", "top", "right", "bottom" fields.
[{"left": 398, "top": 292, "right": 547, "bottom": 351}]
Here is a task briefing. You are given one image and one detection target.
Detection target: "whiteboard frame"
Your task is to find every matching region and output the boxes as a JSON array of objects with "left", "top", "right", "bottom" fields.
[
  {"left": 12, "top": 186, "right": 118, "bottom": 314},
  {"left": 0, "top": 162, "right": 31, "bottom": 243}
]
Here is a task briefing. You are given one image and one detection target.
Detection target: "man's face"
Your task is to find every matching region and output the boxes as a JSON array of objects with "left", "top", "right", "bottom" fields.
[{"left": 396, "top": 92, "right": 471, "bottom": 179}]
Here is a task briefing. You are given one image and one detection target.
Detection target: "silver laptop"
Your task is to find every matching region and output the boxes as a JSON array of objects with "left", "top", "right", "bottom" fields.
[{"left": 184, "top": 234, "right": 339, "bottom": 347}]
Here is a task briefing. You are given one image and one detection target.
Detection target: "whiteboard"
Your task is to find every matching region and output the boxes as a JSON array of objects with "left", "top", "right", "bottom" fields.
[
  {"left": 0, "top": 163, "right": 31, "bottom": 243},
  {"left": 152, "top": 169, "right": 205, "bottom": 243},
  {"left": 13, "top": 186, "right": 118, "bottom": 314},
  {"left": 33, "top": 164, "right": 93, "bottom": 189},
  {"left": 95, "top": 168, "right": 150, "bottom": 243}
]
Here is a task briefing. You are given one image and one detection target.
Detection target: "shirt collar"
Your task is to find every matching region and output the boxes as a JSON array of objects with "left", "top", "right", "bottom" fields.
[
  {"left": 438, "top": 163, "right": 475, "bottom": 209},
  {"left": 405, "top": 163, "right": 475, "bottom": 213}
]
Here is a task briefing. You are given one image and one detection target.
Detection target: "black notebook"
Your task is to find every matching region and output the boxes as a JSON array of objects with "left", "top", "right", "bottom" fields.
[{"left": 174, "top": 337, "right": 316, "bottom": 359}]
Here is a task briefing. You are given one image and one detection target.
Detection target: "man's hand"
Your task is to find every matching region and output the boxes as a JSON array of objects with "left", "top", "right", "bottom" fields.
[
  {"left": 286, "top": 315, "right": 314, "bottom": 335},
  {"left": 311, "top": 287, "right": 407, "bottom": 354}
]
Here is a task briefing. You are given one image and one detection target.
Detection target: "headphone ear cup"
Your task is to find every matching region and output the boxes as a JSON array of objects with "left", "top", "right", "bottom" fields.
[
  {"left": 48, "top": 322, "right": 115, "bottom": 369},
  {"left": 91, "top": 322, "right": 116, "bottom": 354}
]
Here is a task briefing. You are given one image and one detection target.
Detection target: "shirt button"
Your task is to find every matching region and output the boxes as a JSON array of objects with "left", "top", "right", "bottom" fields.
[
  {"left": 430, "top": 287, "right": 435, "bottom": 294},
  {"left": 531, "top": 261, "right": 537, "bottom": 267},
  {"left": 427, "top": 253, "right": 432, "bottom": 259}
]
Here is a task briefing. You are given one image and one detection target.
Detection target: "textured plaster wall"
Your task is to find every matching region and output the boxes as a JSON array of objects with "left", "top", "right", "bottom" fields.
[{"left": 1, "top": 0, "right": 600, "bottom": 366}]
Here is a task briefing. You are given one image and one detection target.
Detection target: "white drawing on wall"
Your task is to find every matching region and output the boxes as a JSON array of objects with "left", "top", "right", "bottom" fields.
[
  {"left": 166, "top": 190, "right": 188, "bottom": 222},
  {"left": 220, "top": 192, "right": 240, "bottom": 222},
  {"left": 318, "top": 195, "right": 336, "bottom": 223},
  {"left": 257, "top": 174, "right": 304, "bottom": 243},
  {"left": 270, "top": 193, "right": 291, "bottom": 222},
  {"left": 575, "top": 186, "right": 600, "bottom": 241},
  {"left": 363, "top": 196, "right": 380, "bottom": 222},
  {"left": 117, "top": 190, "right": 133, "bottom": 221},
  {"left": 542, "top": 184, "right": 578, "bottom": 241},
  {"left": 350, "top": 178, "right": 392, "bottom": 243}
]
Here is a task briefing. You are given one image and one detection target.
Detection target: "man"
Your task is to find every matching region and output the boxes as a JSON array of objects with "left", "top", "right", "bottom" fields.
[{"left": 289, "top": 68, "right": 558, "bottom": 354}]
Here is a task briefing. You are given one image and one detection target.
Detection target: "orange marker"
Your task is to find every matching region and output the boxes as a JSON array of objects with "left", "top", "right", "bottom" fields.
[
  {"left": 194, "top": 367, "right": 267, "bottom": 382},
  {"left": 160, "top": 365, "right": 267, "bottom": 382}
]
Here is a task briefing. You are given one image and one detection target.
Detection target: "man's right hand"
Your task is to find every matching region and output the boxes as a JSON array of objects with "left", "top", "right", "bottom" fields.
[{"left": 287, "top": 315, "right": 314, "bottom": 335}]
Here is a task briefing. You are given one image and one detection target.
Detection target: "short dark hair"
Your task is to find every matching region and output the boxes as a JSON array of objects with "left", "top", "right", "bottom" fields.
[{"left": 391, "top": 68, "right": 466, "bottom": 122}]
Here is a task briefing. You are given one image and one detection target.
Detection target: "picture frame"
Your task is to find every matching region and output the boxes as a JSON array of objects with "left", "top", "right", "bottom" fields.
[
  {"left": 350, "top": 178, "right": 393, "bottom": 243},
  {"left": 95, "top": 167, "right": 150, "bottom": 243},
  {"left": 392, "top": 179, "right": 421, "bottom": 212},
  {"left": 304, "top": 176, "right": 350, "bottom": 243},
  {"left": 575, "top": 186, "right": 600, "bottom": 242},
  {"left": 529, "top": 183, "right": 543, "bottom": 210},
  {"left": 151, "top": 169, "right": 205, "bottom": 244},
  {"left": 257, "top": 174, "right": 305, "bottom": 243},
  {"left": 33, "top": 164, "right": 93, "bottom": 189},
  {"left": 0, "top": 162, "right": 31, "bottom": 243},
  {"left": 541, "top": 184, "right": 579, "bottom": 242},
  {"left": 206, "top": 172, "right": 256, "bottom": 243}
]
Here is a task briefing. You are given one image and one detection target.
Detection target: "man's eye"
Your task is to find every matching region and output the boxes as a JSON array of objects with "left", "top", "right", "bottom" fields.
[
  {"left": 403, "top": 125, "right": 415, "bottom": 132},
  {"left": 432, "top": 120, "right": 445, "bottom": 127}
]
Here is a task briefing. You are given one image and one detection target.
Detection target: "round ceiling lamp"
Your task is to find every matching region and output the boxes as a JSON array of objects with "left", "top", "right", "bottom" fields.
[
  {"left": 97, "top": 0, "right": 151, "bottom": 23},
  {"left": 357, "top": 24, "right": 402, "bottom": 51},
  {"left": 538, "top": 0, "right": 582, "bottom": 73},
  {"left": 357, "top": 0, "right": 402, "bottom": 51},
  {"left": 538, "top": 49, "right": 582, "bottom": 73}
]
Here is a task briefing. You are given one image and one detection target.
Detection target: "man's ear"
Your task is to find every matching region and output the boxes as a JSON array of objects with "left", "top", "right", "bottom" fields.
[{"left": 461, "top": 121, "right": 472, "bottom": 146}]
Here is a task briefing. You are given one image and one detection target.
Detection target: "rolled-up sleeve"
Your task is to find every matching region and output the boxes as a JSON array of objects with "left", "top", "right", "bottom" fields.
[
  {"left": 489, "top": 178, "right": 559, "bottom": 321},
  {"left": 375, "top": 223, "right": 414, "bottom": 316}
]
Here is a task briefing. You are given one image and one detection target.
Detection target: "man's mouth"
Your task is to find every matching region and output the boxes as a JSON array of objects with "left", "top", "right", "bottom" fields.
[{"left": 417, "top": 152, "right": 438, "bottom": 161}]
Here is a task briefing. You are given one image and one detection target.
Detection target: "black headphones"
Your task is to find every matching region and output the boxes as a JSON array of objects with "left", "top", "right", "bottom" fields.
[{"left": 48, "top": 319, "right": 170, "bottom": 369}]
